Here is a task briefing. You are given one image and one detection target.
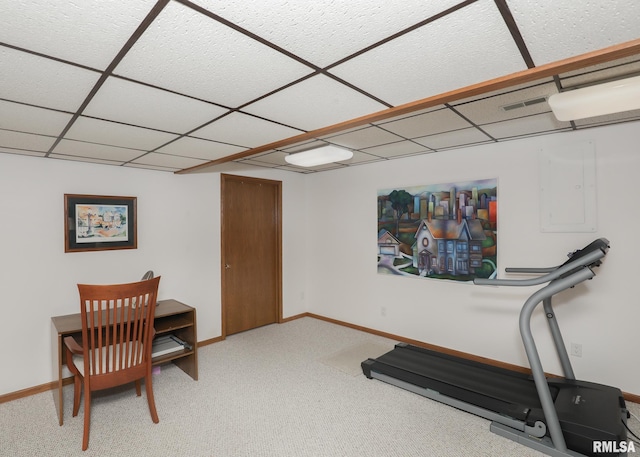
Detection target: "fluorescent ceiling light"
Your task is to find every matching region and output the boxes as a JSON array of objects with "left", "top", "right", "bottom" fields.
[
  {"left": 548, "top": 75, "right": 640, "bottom": 121},
  {"left": 284, "top": 145, "right": 353, "bottom": 167}
]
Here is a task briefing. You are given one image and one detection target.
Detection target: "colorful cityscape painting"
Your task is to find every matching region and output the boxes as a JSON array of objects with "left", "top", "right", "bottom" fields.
[{"left": 378, "top": 178, "right": 497, "bottom": 281}]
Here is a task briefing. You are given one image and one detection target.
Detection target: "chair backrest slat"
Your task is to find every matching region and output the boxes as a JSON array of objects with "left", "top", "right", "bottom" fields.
[{"left": 78, "top": 277, "right": 160, "bottom": 377}]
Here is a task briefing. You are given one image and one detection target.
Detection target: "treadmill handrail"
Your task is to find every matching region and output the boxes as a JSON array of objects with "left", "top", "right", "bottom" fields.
[
  {"left": 518, "top": 266, "right": 596, "bottom": 454},
  {"left": 473, "top": 248, "right": 605, "bottom": 287}
]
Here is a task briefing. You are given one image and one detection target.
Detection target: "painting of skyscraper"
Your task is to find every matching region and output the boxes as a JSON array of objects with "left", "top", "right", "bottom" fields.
[{"left": 377, "top": 178, "right": 497, "bottom": 281}]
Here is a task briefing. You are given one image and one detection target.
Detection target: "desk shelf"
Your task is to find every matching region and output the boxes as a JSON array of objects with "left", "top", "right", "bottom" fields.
[
  {"left": 152, "top": 300, "right": 198, "bottom": 381},
  {"left": 152, "top": 347, "right": 195, "bottom": 364}
]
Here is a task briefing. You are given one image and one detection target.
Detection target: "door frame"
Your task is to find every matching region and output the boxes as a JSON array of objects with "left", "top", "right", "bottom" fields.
[{"left": 220, "top": 173, "right": 283, "bottom": 338}]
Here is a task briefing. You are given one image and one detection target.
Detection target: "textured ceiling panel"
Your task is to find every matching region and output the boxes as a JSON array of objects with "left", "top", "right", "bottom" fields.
[
  {"left": 361, "top": 140, "right": 430, "bottom": 158},
  {"left": 452, "top": 81, "right": 559, "bottom": 125},
  {"left": 240, "top": 150, "right": 289, "bottom": 166},
  {"left": 190, "top": 112, "right": 303, "bottom": 147},
  {"left": 130, "top": 152, "right": 208, "bottom": 170},
  {"left": 480, "top": 112, "right": 571, "bottom": 139},
  {"left": 156, "top": 136, "right": 245, "bottom": 161},
  {"left": 377, "top": 107, "right": 472, "bottom": 138},
  {"left": 574, "top": 110, "right": 640, "bottom": 128},
  {"left": 199, "top": 0, "right": 463, "bottom": 67},
  {"left": 113, "top": 1, "right": 313, "bottom": 107},
  {"left": 0, "top": 129, "right": 55, "bottom": 151},
  {"left": 559, "top": 58, "right": 640, "bottom": 89},
  {"left": 1, "top": 0, "right": 639, "bottom": 174},
  {"left": 83, "top": 77, "right": 230, "bottom": 134},
  {"left": 330, "top": 1, "right": 527, "bottom": 105},
  {"left": 50, "top": 154, "right": 129, "bottom": 167},
  {"left": 0, "top": 101, "right": 72, "bottom": 136},
  {"left": 507, "top": 0, "right": 640, "bottom": 65},
  {"left": 0, "top": 47, "right": 99, "bottom": 111},
  {"left": 62, "top": 117, "right": 178, "bottom": 150},
  {"left": 324, "top": 126, "right": 405, "bottom": 150},
  {"left": 413, "top": 127, "right": 493, "bottom": 149},
  {"left": 0, "top": 146, "right": 46, "bottom": 158},
  {"left": 0, "top": 0, "right": 156, "bottom": 69},
  {"left": 54, "top": 139, "right": 145, "bottom": 162},
  {"left": 242, "top": 74, "right": 387, "bottom": 131}
]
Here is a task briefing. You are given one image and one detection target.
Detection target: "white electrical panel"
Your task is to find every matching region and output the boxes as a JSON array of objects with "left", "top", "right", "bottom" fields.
[{"left": 539, "top": 141, "right": 596, "bottom": 233}]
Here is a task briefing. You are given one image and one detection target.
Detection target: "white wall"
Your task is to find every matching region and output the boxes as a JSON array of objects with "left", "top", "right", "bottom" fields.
[
  {"left": 0, "top": 154, "right": 307, "bottom": 396},
  {"left": 2, "top": 121, "right": 638, "bottom": 398},
  {"left": 304, "top": 122, "right": 640, "bottom": 396}
]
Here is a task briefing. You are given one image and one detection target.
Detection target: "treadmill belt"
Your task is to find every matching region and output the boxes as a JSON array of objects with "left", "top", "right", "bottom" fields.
[{"left": 367, "top": 344, "right": 555, "bottom": 421}]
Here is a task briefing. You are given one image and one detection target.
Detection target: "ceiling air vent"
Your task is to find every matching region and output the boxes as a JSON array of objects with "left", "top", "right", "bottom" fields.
[{"left": 502, "top": 96, "right": 548, "bottom": 111}]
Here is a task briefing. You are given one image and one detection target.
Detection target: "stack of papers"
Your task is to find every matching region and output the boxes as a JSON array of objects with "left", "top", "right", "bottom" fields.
[{"left": 152, "top": 335, "right": 185, "bottom": 358}]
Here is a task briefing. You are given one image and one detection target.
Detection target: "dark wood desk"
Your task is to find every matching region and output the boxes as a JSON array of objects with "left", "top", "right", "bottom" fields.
[{"left": 51, "top": 299, "right": 198, "bottom": 425}]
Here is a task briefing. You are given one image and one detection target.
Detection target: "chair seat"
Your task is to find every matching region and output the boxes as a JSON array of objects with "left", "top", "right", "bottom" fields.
[{"left": 72, "top": 342, "right": 144, "bottom": 376}]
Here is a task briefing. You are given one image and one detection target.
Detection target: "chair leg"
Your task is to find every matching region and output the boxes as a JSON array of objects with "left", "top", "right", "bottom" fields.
[
  {"left": 72, "top": 375, "right": 82, "bottom": 417},
  {"left": 144, "top": 374, "right": 159, "bottom": 424},
  {"left": 135, "top": 379, "right": 141, "bottom": 397},
  {"left": 81, "top": 385, "right": 91, "bottom": 451}
]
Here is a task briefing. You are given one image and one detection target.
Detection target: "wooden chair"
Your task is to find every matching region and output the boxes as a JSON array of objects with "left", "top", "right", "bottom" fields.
[{"left": 64, "top": 276, "right": 161, "bottom": 450}]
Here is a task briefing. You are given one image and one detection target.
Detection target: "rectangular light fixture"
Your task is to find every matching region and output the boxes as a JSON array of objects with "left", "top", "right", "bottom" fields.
[
  {"left": 548, "top": 75, "right": 640, "bottom": 121},
  {"left": 284, "top": 144, "right": 353, "bottom": 167}
]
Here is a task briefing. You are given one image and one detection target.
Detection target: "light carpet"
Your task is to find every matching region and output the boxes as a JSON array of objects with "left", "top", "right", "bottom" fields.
[
  {"left": 1, "top": 317, "right": 638, "bottom": 457},
  {"left": 320, "top": 340, "right": 391, "bottom": 376}
]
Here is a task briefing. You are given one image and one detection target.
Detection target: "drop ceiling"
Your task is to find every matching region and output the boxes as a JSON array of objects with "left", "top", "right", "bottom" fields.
[{"left": 1, "top": 0, "right": 639, "bottom": 174}]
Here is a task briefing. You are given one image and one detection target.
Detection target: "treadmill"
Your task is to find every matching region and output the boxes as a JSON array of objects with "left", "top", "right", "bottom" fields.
[{"left": 362, "top": 238, "right": 629, "bottom": 457}]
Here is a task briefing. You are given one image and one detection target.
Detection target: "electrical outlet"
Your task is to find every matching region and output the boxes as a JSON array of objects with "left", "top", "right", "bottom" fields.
[{"left": 571, "top": 343, "right": 582, "bottom": 357}]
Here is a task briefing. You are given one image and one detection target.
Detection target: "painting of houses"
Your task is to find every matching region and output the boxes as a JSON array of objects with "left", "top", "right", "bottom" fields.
[{"left": 378, "top": 178, "right": 497, "bottom": 281}]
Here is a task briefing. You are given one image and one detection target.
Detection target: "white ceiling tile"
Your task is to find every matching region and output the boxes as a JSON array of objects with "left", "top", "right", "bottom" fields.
[
  {"left": 48, "top": 154, "right": 125, "bottom": 167},
  {"left": 242, "top": 75, "right": 387, "bottom": 131},
  {"left": 0, "top": 101, "right": 72, "bottom": 136},
  {"left": 558, "top": 56, "right": 640, "bottom": 82},
  {"left": 113, "top": 1, "right": 313, "bottom": 107},
  {"left": 560, "top": 59, "right": 640, "bottom": 89},
  {"left": 53, "top": 139, "right": 145, "bottom": 162},
  {"left": 0, "top": 147, "right": 46, "bottom": 158},
  {"left": 481, "top": 113, "right": 572, "bottom": 139},
  {"left": 191, "top": 112, "right": 302, "bottom": 147},
  {"left": 0, "top": 47, "right": 100, "bottom": 111},
  {"left": 0, "top": 0, "right": 157, "bottom": 69},
  {"left": 361, "top": 140, "right": 430, "bottom": 158},
  {"left": 130, "top": 152, "right": 209, "bottom": 169},
  {"left": 378, "top": 107, "right": 472, "bottom": 138},
  {"left": 64, "top": 117, "right": 178, "bottom": 150},
  {"left": 282, "top": 160, "right": 345, "bottom": 171},
  {"left": 282, "top": 140, "right": 327, "bottom": 153},
  {"left": 333, "top": 150, "right": 387, "bottom": 165},
  {"left": 0, "top": 129, "right": 55, "bottom": 151},
  {"left": 325, "top": 126, "right": 404, "bottom": 149},
  {"left": 574, "top": 110, "right": 640, "bottom": 128},
  {"left": 156, "top": 136, "right": 245, "bottom": 161},
  {"left": 198, "top": 0, "right": 463, "bottom": 67},
  {"left": 453, "top": 82, "right": 558, "bottom": 125},
  {"left": 240, "top": 150, "right": 287, "bottom": 166},
  {"left": 330, "top": 1, "right": 528, "bottom": 106},
  {"left": 203, "top": 161, "right": 271, "bottom": 174},
  {"left": 83, "top": 77, "right": 229, "bottom": 134},
  {"left": 413, "top": 127, "right": 493, "bottom": 149},
  {"left": 508, "top": 0, "right": 640, "bottom": 65},
  {"left": 124, "top": 163, "right": 181, "bottom": 172}
]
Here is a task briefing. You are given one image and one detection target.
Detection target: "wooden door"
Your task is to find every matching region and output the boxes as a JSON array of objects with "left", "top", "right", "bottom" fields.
[{"left": 221, "top": 174, "right": 282, "bottom": 336}]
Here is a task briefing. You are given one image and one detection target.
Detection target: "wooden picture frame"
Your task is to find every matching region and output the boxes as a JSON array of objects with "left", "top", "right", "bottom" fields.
[{"left": 64, "top": 194, "right": 137, "bottom": 253}]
